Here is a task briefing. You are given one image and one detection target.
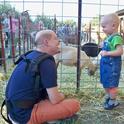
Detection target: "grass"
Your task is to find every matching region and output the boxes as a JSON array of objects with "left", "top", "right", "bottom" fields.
[
  {"left": 0, "top": 64, "right": 124, "bottom": 124},
  {"left": 61, "top": 88, "right": 124, "bottom": 124}
]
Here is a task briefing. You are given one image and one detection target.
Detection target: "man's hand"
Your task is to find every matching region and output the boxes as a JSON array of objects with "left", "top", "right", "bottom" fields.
[{"left": 47, "top": 87, "right": 65, "bottom": 104}]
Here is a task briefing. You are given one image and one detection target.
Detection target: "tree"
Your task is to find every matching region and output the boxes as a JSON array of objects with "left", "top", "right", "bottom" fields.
[
  {"left": 91, "top": 17, "right": 100, "bottom": 27},
  {"left": 0, "top": 3, "right": 19, "bottom": 18},
  {"left": 63, "top": 19, "right": 76, "bottom": 27},
  {"left": 34, "top": 15, "right": 54, "bottom": 29}
]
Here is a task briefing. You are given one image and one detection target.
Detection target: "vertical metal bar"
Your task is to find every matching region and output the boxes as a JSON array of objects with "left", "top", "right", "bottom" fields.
[
  {"left": 0, "top": 17, "right": 7, "bottom": 73},
  {"left": 98, "top": 0, "right": 101, "bottom": 45},
  {"left": 23, "top": 30, "right": 26, "bottom": 53},
  {"left": 27, "top": 35, "right": 29, "bottom": 51},
  {"left": 62, "top": 0, "right": 64, "bottom": 22},
  {"left": 18, "top": 17, "right": 21, "bottom": 56},
  {"left": 119, "top": 18, "right": 123, "bottom": 35},
  {"left": 53, "top": 14, "right": 56, "bottom": 33},
  {"left": 89, "top": 23, "right": 91, "bottom": 42},
  {"left": 9, "top": 16, "right": 15, "bottom": 63},
  {"left": 77, "top": 0, "right": 82, "bottom": 91},
  {"left": 42, "top": 0, "right": 44, "bottom": 15},
  {"left": 29, "top": 35, "right": 32, "bottom": 49},
  {"left": 122, "top": 17, "right": 124, "bottom": 39},
  {"left": 23, "top": 0, "right": 25, "bottom": 11}
]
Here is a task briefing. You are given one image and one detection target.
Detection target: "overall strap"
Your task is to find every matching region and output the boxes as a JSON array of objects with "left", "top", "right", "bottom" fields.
[{"left": 108, "top": 33, "right": 121, "bottom": 42}]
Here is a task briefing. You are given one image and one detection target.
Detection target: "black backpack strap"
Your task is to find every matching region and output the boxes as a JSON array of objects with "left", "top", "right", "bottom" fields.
[
  {"left": 5, "top": 53, "right": 53, "bottom": 110},
  {"left": 14, "top": 50, "right": 34, "bottom": 72},
  {"left": 30, "top": 53, "right": 54, "bottom": 100},
  {"left": 31, "top": 53, "right": 53, "bottom": 73},
  {"left": 1, "top": 100, "right": 12, "bottom": 124},
  {"left": 14, "top": 50, "right": 33, "bottom": 65}
]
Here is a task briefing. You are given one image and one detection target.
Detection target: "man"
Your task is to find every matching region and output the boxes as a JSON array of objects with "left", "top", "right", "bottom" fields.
[{"left": 5, "top": 30, "right": 80, "bottom": 124}]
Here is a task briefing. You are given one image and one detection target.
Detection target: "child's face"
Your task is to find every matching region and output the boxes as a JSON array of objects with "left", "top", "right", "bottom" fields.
[{"left": 101, "top": 18, "right": 114, "bottom": 35}]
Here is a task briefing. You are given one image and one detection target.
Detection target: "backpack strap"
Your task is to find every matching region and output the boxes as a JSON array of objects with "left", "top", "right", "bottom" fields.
[
  {"left": 29, "top": 53, "right": 54, "bottom": 100},
  {"left": 14, "top": 50, "right": 33, "bottom": 65},
  {"left": 6, "top": 53, "right": 53, "bottom": 109},
  {"left": 1, "top": 100, "right": 12, "bottom": 124},
  {"left": 15, "top": 51, "right": 54, "bottom": 99},
  {"left": 14, "top": 50, "right": 33, "bottom": 72},
  {"left": 30, "top": 53, "right": 53, "bottom": 74},
  {"left": 2, "top": 52, "right": 54, "bottom": 123}
]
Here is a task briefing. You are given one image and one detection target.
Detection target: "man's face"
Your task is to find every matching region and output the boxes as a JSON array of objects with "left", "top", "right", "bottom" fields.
[{"left": 47, "top": 33, "right": 60, "bottom": 55}]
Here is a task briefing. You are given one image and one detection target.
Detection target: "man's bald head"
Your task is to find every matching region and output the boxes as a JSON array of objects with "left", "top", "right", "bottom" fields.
[{"left": 35, "top": 30, "right": 55, "bottom": 47}]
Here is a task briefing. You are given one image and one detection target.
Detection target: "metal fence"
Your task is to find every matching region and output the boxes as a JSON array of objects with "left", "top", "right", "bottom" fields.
[{"left": 0, "top": 0, "right": 124, "bottom": 90}]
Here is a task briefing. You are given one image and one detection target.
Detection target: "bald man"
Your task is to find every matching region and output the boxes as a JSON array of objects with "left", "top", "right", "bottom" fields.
[{"left": 5, "top": 30, "right": 80, "bottom": 124}]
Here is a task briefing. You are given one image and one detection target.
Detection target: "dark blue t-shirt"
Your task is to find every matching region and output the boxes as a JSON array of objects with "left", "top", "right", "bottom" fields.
[{"left": 5, "top": 50, "right": 57, "bottom": 123}]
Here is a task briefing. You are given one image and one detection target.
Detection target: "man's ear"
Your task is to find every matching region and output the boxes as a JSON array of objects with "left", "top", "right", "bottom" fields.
[{"left": 43, "top": 39, "right": 49, "bottom": 46}]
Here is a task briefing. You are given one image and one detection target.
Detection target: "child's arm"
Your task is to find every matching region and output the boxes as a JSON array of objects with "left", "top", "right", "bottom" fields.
[
  {"left": 99, "top": 41, "right": 104, "bottom": 48},
  {"left": 100, "top": 45, "right": 123, "bottom": 57}
]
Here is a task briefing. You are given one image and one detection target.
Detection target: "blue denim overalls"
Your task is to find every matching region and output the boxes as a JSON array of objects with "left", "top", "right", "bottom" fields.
[{"left": 100, "top": 35, "right": 122, "bottom": 88}]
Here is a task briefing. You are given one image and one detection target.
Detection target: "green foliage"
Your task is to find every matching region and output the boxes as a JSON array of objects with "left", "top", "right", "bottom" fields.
[
  {"left": 63, "top": 19, "right": 76, "bottom": 26},
  {"left": 34, "top": 15, "right": 77, "bottom": 29},
  {"left": 0, "top": 4, "right": 11, "bottom": 15},
  {"left": 91, "top": 16, "right": 100, "bottom": 27},
  {"left": 57, "top": 19, "right": 76, "bottom": 27},
  {"left": 0, "top": 3, "right": 19, "bottom": 17},
  {"left": 34, "top": 15, "right": 54, "bottom": 29}
]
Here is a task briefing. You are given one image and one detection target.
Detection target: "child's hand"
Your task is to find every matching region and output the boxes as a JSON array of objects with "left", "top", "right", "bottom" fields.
[
  {"left": 100, "top": 50, "right": 108, "bottom": 56},
  {"left": 99, "top": 42, "right": 104, "bottom": 48}
]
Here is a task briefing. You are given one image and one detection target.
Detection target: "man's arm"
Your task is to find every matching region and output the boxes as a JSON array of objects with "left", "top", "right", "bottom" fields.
[{"left": 47, "top": 87, "right": 65, "bottom": 104}]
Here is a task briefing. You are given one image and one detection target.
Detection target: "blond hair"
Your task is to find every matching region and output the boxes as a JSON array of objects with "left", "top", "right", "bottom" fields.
[{"left": 101, "top": 13, "right": 120, "bottom": 28}]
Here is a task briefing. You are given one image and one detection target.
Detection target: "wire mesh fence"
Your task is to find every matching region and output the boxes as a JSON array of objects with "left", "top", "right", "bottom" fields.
[
  {"left": 0, "top": 0, "right": 124, "bottom": 123},
  {"left": 0, "top": 0, "right": 124, "bottom": 93}
]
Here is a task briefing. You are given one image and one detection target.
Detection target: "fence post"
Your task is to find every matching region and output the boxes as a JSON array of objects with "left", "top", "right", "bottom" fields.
[
  {"left": 76, "top": 0, "right": 82, "bottom": 92},
  {"left": 18, "top": 17, "right": 21, "bottom": 56},
  {"left": 0, "top": 16, "right": 7, "bottom": 73},
  {"left": 9, "top": 16, "right": 15, "bottom": 63}
]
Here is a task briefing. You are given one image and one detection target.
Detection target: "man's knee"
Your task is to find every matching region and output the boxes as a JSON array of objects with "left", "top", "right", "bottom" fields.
[{"left": 62, "top": 98, "right": 80, "bottom": 113}]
